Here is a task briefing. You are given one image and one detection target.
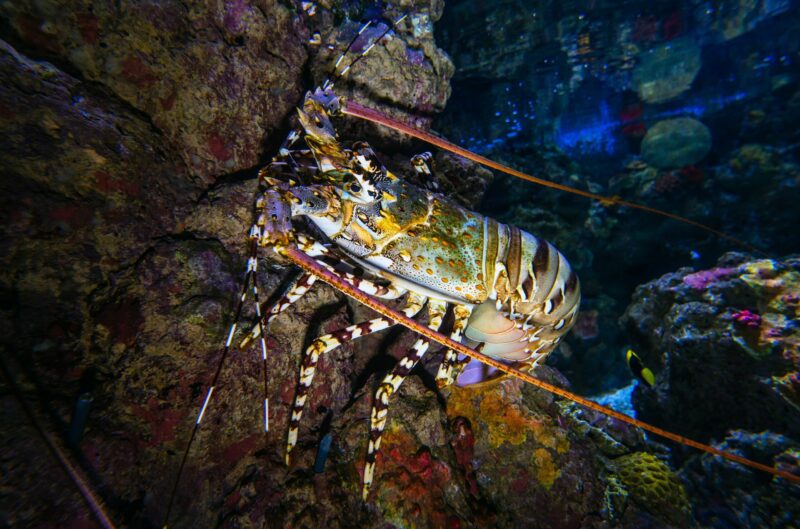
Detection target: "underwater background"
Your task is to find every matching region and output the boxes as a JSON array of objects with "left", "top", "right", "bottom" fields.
[{"left": 1, "top": 0, "right": 798, "bottom": 528}]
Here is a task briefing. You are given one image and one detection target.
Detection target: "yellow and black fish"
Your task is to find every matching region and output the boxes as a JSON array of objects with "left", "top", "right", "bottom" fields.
[{"left": 626, "top": 349, "right": 655, "bottom": 387}]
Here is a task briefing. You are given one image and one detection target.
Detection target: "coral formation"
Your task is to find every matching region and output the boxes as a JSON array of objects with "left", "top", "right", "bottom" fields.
[
  {"left": 622, "top": 253, "right": 800, "bottom": 443},
  {"left": 622, "top": 254, "right": 799, "bottom": 527},
  {"left": 611, "top": 452, "right": 691, "bottom": 525},
  {"left": 641, "top": 117, "right": 712, "bottom": 169},
  {"left": 683, "top": 431, "right": 800, "bottom": 529},
  {"left": 439, "top": 373, "right": 677, "bottom": 528}
]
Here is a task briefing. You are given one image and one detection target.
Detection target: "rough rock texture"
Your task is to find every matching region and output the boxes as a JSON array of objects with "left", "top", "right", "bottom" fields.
[
  {"left": 621, "top": 253, "right": 800, "bottom": 529},
  {"left": 620, "top": 253, "right": 800, "bottom": 528},
  {"left": 0, "top": 0, "right": 308, "bottom": 183},
  {"left": 621, "top": 253, "right": 800, "bottom": 443},
  {"left": 682, "top": 431, "right": 800, "bottom": 529}
]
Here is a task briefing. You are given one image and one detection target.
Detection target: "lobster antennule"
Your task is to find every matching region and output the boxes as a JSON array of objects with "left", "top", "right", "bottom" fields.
[
  {"left": 341, "top": 101, "right": 768, "bottom": 257},
  {"left": 323, "top": 14, "right": 409, "bottom": 91},
  {"left": 281, "top": 244, "right": 800, "bottom": 486}
]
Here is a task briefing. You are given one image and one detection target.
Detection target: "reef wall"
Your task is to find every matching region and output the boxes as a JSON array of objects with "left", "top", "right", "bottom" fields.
[{"left": 2, "top": 2, "right": 798, "bottom": 529}]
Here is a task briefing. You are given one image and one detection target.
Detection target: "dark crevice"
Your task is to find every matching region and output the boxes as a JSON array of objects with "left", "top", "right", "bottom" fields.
[
  {"left": 265, "top": 46, "right": 295, "bottom": 71},
  {"left": 194, "top": 164, "right": 261, "bottom": 205}
]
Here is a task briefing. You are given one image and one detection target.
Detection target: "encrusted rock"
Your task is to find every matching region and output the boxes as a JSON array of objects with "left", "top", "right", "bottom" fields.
[
  {"left": 682, "top": 431, "right": 800, "bottom": 528},
  {"left": 0, "top": 0, "right": 308, "bottom": 183},
  {"left": 633, "top": 37, "right": 701, "bottom": 104},
  {"left": 621, "top": 252, "right": 800, "bottom": 443},
  {"left": 640, "top": 117, "right": 712, "bottom": 169}
]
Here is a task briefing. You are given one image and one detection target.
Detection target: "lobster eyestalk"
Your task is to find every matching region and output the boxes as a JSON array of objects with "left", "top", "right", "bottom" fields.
[{"left": 279, "top": 244, "right": 800, "bottom": 486}]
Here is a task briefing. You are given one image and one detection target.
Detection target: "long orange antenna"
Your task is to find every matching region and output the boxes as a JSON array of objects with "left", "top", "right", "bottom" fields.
[
  {"left": 342, "top": 101, "right": 767, "bottom": 257},
  {"left": 281, "top": 245, "right": 799, "bottom": 485}
]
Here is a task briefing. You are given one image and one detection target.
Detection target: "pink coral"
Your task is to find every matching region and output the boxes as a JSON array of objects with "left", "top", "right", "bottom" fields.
[
  {"left": 683, "top": 267, "right": 736, "bottom": 289},
  {"left": 732, "top": 309, "right": 761, "bottom": 328}
]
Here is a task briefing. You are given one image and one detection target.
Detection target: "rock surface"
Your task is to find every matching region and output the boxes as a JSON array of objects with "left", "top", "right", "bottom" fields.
[
  {"left": 621, "top": 252, "right": 800, "bottom": 443},
  {"left": 621, "top": 253, "right": 800, "bottom": 529},
  {"left": 641, "top": 117, "right": 712, "bottom": 169},
  {"left": 620, "top": 253, "right": 800, "bottom": 527},
  {"left": 683, "top": 431, "right": 800, "bottom": 529},
  {"left": 0, "top": 0, "right": 308, "bottom": 183}
]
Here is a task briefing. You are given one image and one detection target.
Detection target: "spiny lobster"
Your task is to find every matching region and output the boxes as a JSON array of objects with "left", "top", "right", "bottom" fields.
[{"left": 162, "top": 13, "right": 798, "bottom": 529}]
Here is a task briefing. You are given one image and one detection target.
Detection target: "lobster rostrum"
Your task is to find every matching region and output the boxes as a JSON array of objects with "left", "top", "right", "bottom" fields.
[
  {"left": 257, "top": 86, "right": 581, "bottom": 497},
  {"left": 163, "top": 15, "right": 798, "bottom": 529}
]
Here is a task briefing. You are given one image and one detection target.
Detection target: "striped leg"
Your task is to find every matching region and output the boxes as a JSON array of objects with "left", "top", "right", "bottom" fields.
[
  {"left": 286, "top": 292, "right": 428, "bottom": 465},
  {"left": 363, "top": 299, "right": 448, "bottom": 500},
  {"left": 242, "top": 232, "right": 407, "bottom": 351},
  {"left": 240, "top": 252, "right": 404, "bottom": 351},
  {"left": 435, "top": 304, "right": 473, "bottom": 388},
  {"left": 410, "top": 151, "right": 440, "bottom": 191},
  {"left": 295, "top": 234, "right": 407, "bottom": 299},
  {"left": 248, "top": 271, "right": 317, "bottom": 434},
  {"left": 239, "top": 272, "right": 317, "bottom": 350}
]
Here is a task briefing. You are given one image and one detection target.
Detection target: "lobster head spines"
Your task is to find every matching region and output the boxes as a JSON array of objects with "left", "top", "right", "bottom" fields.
[
  {"left": 309, "top": 87, "right": 343, "bottom": 115},
  {"left": 297, "top": 88, "right": 343, "bottom": 144},
  {"left": 298, "top": 90, "right": 350, "bottom": 175},
  {"left": 257, "top": 188, "right": 295, "bottom": 247}
]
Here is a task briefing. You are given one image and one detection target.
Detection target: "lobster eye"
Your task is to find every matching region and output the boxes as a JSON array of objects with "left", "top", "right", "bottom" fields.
[{"left": 350, "top": 183, "right": 362, "bottom": 193}]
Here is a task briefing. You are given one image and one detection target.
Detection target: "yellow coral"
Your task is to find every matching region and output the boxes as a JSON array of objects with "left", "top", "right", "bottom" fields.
[
  {"left": 532, "top": 447, "right": 559, "bottom": 488},
  {"left": 447, "top": 380, "right": 569, "bottom": 453},
  {"left": 612, "top": 452, "right": 690, "bottom": 524}
]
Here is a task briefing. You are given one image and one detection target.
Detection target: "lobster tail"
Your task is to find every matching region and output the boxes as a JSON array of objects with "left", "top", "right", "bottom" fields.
[{"left": 463, "top": 226, "right": 580, "bottom": 375}]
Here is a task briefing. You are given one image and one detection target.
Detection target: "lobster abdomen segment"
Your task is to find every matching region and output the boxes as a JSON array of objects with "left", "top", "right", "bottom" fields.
[{"left": 465, "top": 226, "right": 581, "bottom": 366}]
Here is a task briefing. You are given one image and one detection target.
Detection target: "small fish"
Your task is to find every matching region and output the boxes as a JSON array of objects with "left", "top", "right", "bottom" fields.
[
  {"left": 626, "top": 349, "right": 655, "bottom": 387},
  {"left": 690, "top": 250, "right": 701, "bottom": 261}
]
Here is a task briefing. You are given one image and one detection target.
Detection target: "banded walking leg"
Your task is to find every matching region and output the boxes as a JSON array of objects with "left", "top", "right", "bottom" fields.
[
  {"left": 240, "top": 251, "right": 405, "bottom": 351},
  {"left": 435, "top": 304, "right": 474, "bottom": 388},
  {"left": 363, "top": 299, "right": 448, "bottom": 500},
  {"left": 295, "top": 234, "right": 407, "bottom": 299},
  {"left": 286, "top": 292, "right": 427, "bottom": 464},
  {"left": 247, "top": 271, "right": 317, "bottom": 433},
  {"left": 239, "top": 272, "right": 317, "bottom": 350},
  {"left": 410, "top": 151, "right": 439, "bottom": 191}
]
